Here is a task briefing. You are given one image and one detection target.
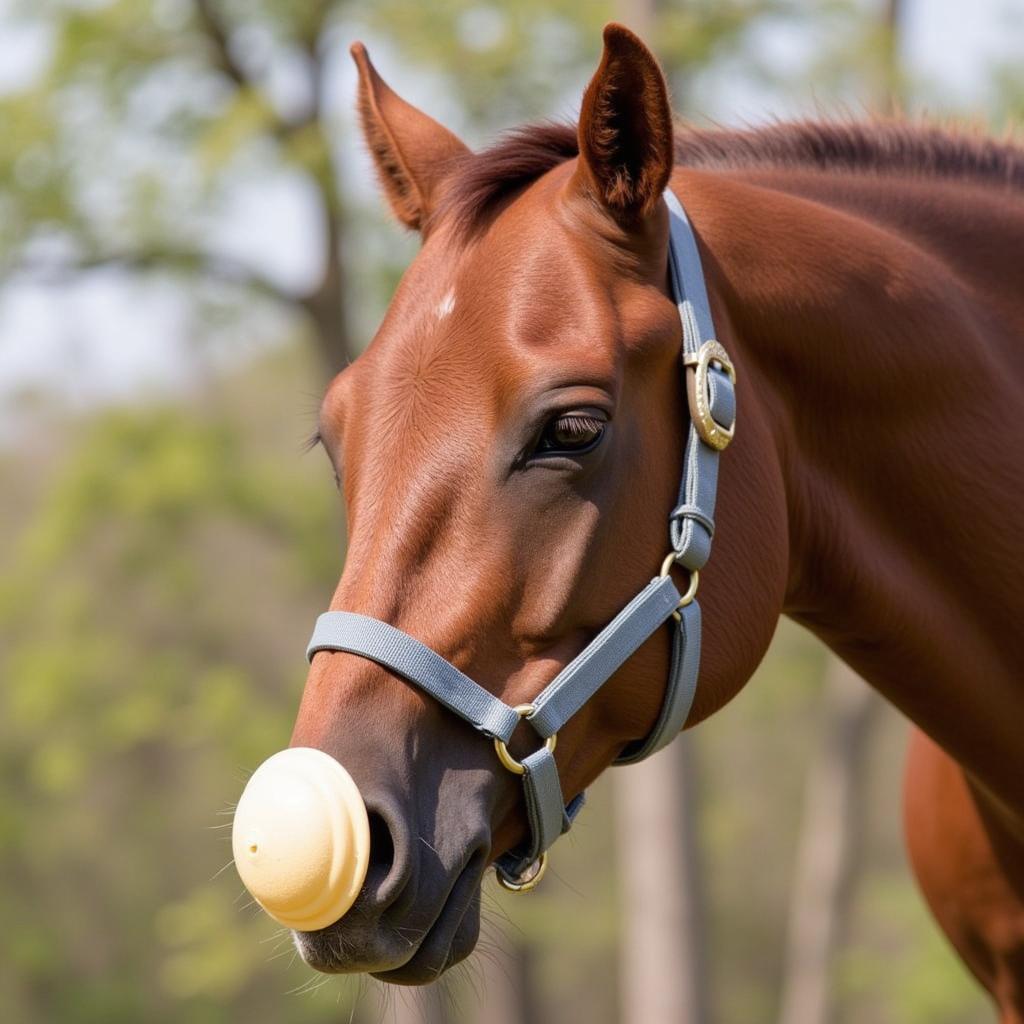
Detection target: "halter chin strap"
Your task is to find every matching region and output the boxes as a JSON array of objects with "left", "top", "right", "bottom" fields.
[{"left": 306, "top": 189, "right": 736, "bottom": 888}]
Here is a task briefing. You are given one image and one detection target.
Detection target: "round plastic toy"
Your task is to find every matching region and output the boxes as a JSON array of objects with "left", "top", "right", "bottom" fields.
[{"left": 232, "top": 747, "right": 370, "bottom": 931}]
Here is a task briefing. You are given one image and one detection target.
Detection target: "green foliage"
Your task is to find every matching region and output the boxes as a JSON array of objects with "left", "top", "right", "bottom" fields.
[
  {"left": 0, "top": 354, "right": 357, "bottom": 1022},
  {"left": 992, "top": 63, "right": 1024, "bottom": 127},
  {"left": 837, "top": 873, "right": 989, "bottom": 1024}
]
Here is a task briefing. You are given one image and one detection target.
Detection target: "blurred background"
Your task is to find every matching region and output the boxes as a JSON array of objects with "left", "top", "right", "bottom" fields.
[{"left": 1, "top": 1, "right": 1022, "bottom": 1022}]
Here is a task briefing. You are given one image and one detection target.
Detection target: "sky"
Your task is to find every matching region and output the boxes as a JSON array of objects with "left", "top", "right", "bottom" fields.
[{"left": 0, "top": 0, "right": 1021, "bottom": 431}]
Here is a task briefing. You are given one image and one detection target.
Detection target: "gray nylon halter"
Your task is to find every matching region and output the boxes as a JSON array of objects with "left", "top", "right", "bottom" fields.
[{"left": 307, "top": 189, "right": 736, "bottom": 887}]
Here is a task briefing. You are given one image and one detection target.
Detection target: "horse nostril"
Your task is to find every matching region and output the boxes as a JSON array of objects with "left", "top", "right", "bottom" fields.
[
  {"left": 365, "top": 810, "right": 396, "bottom": 889},
  {"left": 358, "top": 800, "right": 414, "bottom": 912}
]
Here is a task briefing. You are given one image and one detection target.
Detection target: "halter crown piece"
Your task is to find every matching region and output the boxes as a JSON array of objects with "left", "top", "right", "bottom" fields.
[{"left": 232, "top": 191, "right": 737, "bottom": 924}]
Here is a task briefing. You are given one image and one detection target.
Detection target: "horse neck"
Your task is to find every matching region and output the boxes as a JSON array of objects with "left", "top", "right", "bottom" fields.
[{"left": 686, "top": 167, "right": 1024, "bottom": 811}]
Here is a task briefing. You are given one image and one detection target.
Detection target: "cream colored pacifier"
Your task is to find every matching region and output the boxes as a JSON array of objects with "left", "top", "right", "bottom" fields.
[{"left": 232, "top": 747, "right": 370, "bottom": 931}]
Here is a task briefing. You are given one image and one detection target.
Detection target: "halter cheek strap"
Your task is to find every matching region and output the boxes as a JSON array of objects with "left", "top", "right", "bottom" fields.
[
  {"left": 615, "top": 189, "right": 734, "bottom": 760},
  {"left": 305, "top": 189, "right": 736, "bottom": 888}
]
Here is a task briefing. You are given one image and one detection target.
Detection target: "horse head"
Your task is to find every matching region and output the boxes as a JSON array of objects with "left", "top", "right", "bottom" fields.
[{"left": 236, "top": 24, "right": 786, "bottom": 983}]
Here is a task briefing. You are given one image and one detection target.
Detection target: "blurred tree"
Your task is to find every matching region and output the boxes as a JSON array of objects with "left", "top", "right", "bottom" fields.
[
  {"left": 801, "top": 0, "right": 912, "bottom": 114},
  {"left": 0, "top": 352, "right": 353, "bottom": 1022},
  {"left": 776, "top": 660, "right": 880, "bottom": 1024},
  {"left": 0, "top": 0, "right": 855, "bottom": 382},
  {"left": 3, "top": 0, "right": 355, "bottom": 375},
  {"left": 613, "top": 737, "right": 709, "bottom": 1024}
]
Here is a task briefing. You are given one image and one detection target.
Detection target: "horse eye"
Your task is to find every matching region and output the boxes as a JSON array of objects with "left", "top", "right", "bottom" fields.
[{"left": 536, "top": 413, "right": 606, "bottom": 455}]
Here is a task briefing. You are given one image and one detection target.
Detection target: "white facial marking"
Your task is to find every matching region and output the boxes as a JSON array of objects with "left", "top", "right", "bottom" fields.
[{"left": 435, "top": 288, "right": 456, "bottom": 321}]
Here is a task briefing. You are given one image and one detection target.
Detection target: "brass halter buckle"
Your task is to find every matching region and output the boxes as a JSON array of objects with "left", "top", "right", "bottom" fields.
[
  {"left": 683, "top": 340, "right": 736, "bottom": 451},
  {"left": 493, "top": 704, "right": 555, "bottom": 894},
  {"left": 494, "top": 703, "right": 557, "bottom": 775},
  {"left": 659, "top": 553, "right": 699, "bottom": 622},
  {"left": 496, "top": 853, "right": 548, "bottom": 893}
]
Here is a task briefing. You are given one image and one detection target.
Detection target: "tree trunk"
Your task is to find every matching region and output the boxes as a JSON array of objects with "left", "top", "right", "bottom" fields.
[
  {"left": 303, "top": 204, "right": 355, "bottom": 378},
  {"left": 776, "top": 658, "right": 881, "bottom": 1024},
  {"left": 614, "top": 735, "right": 709, "bottom": 1024}
]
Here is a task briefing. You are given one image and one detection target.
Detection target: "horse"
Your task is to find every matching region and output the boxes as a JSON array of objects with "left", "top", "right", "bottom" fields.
[{"left": 252, "top": 23, "right": 1024, "bottom": 1016}]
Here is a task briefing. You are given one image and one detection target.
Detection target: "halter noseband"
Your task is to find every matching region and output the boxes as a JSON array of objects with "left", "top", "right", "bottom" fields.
[{"left": 306, "top": 190, "right": 736, "bottom": 890}]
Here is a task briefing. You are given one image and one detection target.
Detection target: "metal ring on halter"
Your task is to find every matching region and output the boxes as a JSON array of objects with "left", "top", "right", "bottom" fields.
[
  {"left": 683, "top": 340, "right": 736, "bottom": 451},
  {"left": 496, "top": 853, "right": 548, "bottom": 893},
  {"left": 493, "top": 704, "right": 557, "bottom": 776},
  {"left": 659, "top": 552, "right": 700, "bottom": 622}
]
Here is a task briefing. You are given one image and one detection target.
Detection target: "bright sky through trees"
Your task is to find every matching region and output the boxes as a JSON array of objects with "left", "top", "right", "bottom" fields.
[{"left": 0, "top": 0, "right": 1020, "bottom": 419}]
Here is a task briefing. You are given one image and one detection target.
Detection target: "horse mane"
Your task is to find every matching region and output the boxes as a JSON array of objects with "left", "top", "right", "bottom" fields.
[{"left": 437, "top": 119, "right": 1024, "bottom": 234}]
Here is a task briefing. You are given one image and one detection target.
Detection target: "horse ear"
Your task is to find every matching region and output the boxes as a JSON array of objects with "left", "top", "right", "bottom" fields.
[
  {"left": 350, "top": 43, "right": 470, "bottom": 231},
  {"left": 572, "top": 24, "right": 674, "bottom": 223}
]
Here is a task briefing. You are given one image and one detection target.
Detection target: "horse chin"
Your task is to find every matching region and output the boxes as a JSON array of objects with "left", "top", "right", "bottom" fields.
[
  {"left": 371, "top": 891, "right": 482, "bottom": 985},
  {"left": 292, "top": 857, "right": 485, "bottom": 983}
]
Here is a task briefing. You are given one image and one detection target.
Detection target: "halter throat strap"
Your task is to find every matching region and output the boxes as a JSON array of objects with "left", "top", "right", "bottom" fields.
[{"left": 305, "top": 189, "right": 736, "bottom": 886}]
